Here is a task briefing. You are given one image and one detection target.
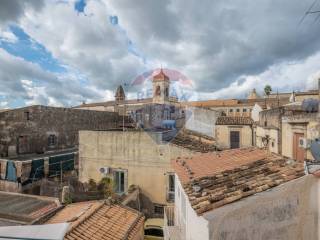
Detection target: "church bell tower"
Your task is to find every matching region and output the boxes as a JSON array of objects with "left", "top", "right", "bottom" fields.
[{"left": 152, "top": 69, "right": 170, "bottom": 104}]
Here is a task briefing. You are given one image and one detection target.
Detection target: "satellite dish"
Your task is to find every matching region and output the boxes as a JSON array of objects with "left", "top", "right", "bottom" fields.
[{"left": 311, "top": 139, "right": 320, "bottom": 161}]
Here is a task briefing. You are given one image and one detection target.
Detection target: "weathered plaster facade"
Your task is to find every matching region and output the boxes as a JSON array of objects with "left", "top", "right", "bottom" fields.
[
  {"left": 79, "top": 130, "right": 193, "bottom": 205},
  {"left": 171, "top": 174, "right": 320, "bottom": 240},
  {"left": 206, "top": 175, "right": 319, "bottom": 240},
  {"left": 215, "top": 125, "right": 252, "bottom": 149},
  {"left": 185, "top": 107, "right": 219, "bottom": 138},
  {"left": 282, "top": 113, "right": 320, "bottom": 161}
]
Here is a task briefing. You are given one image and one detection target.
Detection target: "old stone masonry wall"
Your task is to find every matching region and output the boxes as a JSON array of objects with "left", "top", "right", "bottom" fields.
[{"left": 0, "top": 105, "right": 121, "bottom": 157}]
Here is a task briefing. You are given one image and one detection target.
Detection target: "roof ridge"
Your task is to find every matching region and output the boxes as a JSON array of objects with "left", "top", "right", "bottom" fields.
[
  {"left": 122, "top": 208, "right": 144, "bottom": 240},
  {"left": 66, "top": 201, "right": 105, "bottom": 234}
]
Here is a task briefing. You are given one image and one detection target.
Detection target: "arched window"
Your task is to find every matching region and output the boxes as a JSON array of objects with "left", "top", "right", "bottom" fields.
[
  {"left": 165, "top": 88, "right": 169, "bottom": 97},
  {"left": 155, "top": 86, "right": 161, "bottom": 96}
]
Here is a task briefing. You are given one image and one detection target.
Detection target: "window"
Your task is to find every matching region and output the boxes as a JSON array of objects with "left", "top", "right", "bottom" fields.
[
  {"left": 167, "top": 173, "right": 175, "bottom": 202},
  {"left": 165, "top": 87, "right": 169, "bottom": 97},
  {"left": 272, "top": 141, "right": 275, "bottom": 147},
  {"left": 144, "top": 228, "right": 163, "bottom": 237},
  {"left": 24, "top": 111, "right": 30, "bottom": 120},
  {"left": 155, "top": 86, "right": 161, "bottom": 96},
  {"left": 169, "top": 174, "right": 175, "bottom": 192},
  {"left": 243, "top": 108, "right": 247, "bottom": 112},
  {"left": 113, "top": 170, "right": 125, "bottom": 194},
  {"left": 236, "top": 109, "right": 240, "bottom": 112},
  {"left": 48, "top": 135, "right": 56, "bottom": 147},
  {"left": 229, "top": 109, "right": 233, "bottom": 113}
]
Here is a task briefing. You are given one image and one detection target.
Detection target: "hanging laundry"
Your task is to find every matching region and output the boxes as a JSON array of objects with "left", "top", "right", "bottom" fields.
[
  {"left": 6, "top": 161, "right": 17, "bottom": 182},
  {"left": 29, "top": 159, "right": 44, "bottom": 182}
]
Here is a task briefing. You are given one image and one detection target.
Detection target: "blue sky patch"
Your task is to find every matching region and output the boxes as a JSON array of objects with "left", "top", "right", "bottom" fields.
[
  {"left": 75, "top": 0, "right": 86, "bottom": 13},
  {"left": 0, "top": 25, "right": 66, "bottom": 73}
]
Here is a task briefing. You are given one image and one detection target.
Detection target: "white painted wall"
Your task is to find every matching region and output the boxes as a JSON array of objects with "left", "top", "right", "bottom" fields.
[
  {"left": 203, "top": 175, "right": 320, "bottom": 240},
  {"left": 251, "top": 103, "right": 263, "bottom": 122},
  {"left": 185, "top": 107, "right": 218, "bottom": 138},
  {"left": 174, "top": 174, "right": 209, "bottom": 240}
]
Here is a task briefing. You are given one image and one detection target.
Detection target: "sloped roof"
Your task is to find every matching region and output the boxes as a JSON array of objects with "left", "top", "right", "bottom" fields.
[
  {"left": 172, "top": 148, "right": 304, "bottom": 215},
  {"left": 0, "top": 192, "right": 60, "bottom": 225},
  {"left": 153, "top": 69, "right": 169, "bottom": 82},
  {"left": 47, "top": 201, "right": 144, "bottom": 240},
  {"left": 216, "top": 116, "right": 254, "bottom": 125},
  {"left": 115, "top": 85, "right": 125, "bottom": 100},
  {"left": 170, "top": 133, "right": 218, "bottom": 153}
]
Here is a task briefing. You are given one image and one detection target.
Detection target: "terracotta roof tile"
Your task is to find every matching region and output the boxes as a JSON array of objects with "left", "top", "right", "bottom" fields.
[
  {"left": 47, "top": 202, "right": 144, "bottom": 240},
  {"left": 172, "top": 148, "right": 305, "bottom": 215},
  {"left": 171, "top": 133, "right": 218, "bottom": 153},
  {"left": 216, "top": 116, "right": 254, "bottom": 125}
]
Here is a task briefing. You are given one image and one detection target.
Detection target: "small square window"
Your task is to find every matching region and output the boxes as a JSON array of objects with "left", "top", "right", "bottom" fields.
[
  {"left": 48, "top": 135, "right": 56, "bottom": 146},
  {"left": 25, "top": 111, "right": 30, "bottom": 120},
  {"left": 236, "top": 109, "right": 240, "bottom": 112},
  {"left": 243, "top": 109, "right": 247, "bottom": 112},
  {"left": 229, "top": 109, "right": 233, "bottom": 113}
]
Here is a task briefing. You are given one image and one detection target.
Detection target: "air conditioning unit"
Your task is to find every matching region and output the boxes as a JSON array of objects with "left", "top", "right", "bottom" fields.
[
  {"left": 299, "top": 138, "right": 309, "bottom": 149},
  {"left": 99, "top": 167, "right": 112, "bottom": 175}
]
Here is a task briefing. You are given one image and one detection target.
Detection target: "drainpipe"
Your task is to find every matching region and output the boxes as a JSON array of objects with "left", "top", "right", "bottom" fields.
[{"left": 251, "top": 124, "right": 254, "bottom": 147}]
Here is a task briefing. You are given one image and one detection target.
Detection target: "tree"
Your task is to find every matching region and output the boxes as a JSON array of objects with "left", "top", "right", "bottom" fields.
[
  {"left": 264, "top": 85, "right": 272, "bottom": 97},
  {"left": 97, "top": 177, "right": 114, "bottom": 199}
]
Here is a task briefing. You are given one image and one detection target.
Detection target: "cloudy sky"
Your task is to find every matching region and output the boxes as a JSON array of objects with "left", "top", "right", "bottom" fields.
[{"left": 0, "top": 0, "right": 320, "bottom": 108}]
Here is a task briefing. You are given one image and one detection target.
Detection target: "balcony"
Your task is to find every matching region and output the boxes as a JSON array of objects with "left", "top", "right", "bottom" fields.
[{"left": 164, "top": 205, "right": 182, "bottom": 240}]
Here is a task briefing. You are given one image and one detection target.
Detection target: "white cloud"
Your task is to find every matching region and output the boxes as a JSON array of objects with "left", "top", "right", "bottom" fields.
[
  {"left": 0, "top": 28, "right": 17, "bottom": 43},
  {"left": 201, "top": 52, "right": 320, "bottom": 100},
  {"left": 1, "top": 0, "right": 320, "bottom": 107},
  {"left": 0, "top": 101, "right": 8, "bottom": 109},
  {"left": 20, "top": 0, "right": 144, "bottom": 90},
  {"left": 0, "top": 48, "right": 107, "bottom": 107}
]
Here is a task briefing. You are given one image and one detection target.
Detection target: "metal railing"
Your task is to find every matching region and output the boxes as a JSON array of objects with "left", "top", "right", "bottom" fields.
[{"left": 164, "top": 205, "right": 174, "bottom": 226}]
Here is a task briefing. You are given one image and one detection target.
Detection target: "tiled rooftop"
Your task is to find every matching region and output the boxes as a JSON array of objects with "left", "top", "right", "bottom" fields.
[
  {"left": 172, "top": 148, "right": 305, "bottom": 215},
  {"left": 0, "top": 192, "right": 60, "bottom": 225},
  {"left": 47, "top": 201, "right": 144, "bottom": 240},
  {"left": 171, "top": 133, "right": 218, "bottom": 153},
  {"left": 216, "top": 116, "right": 254, "bottom": 125}
]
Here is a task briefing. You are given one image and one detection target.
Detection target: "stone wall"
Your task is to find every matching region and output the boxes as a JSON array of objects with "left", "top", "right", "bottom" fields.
[
  {"left": 258, "top": 107, "right": 284, "bottom": 129},
  {"left": 0, "top": 105, "right": 122, "bottom": 157},
  {"left": 256, "top": 126, "right": 280, "bottom": 153}
]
